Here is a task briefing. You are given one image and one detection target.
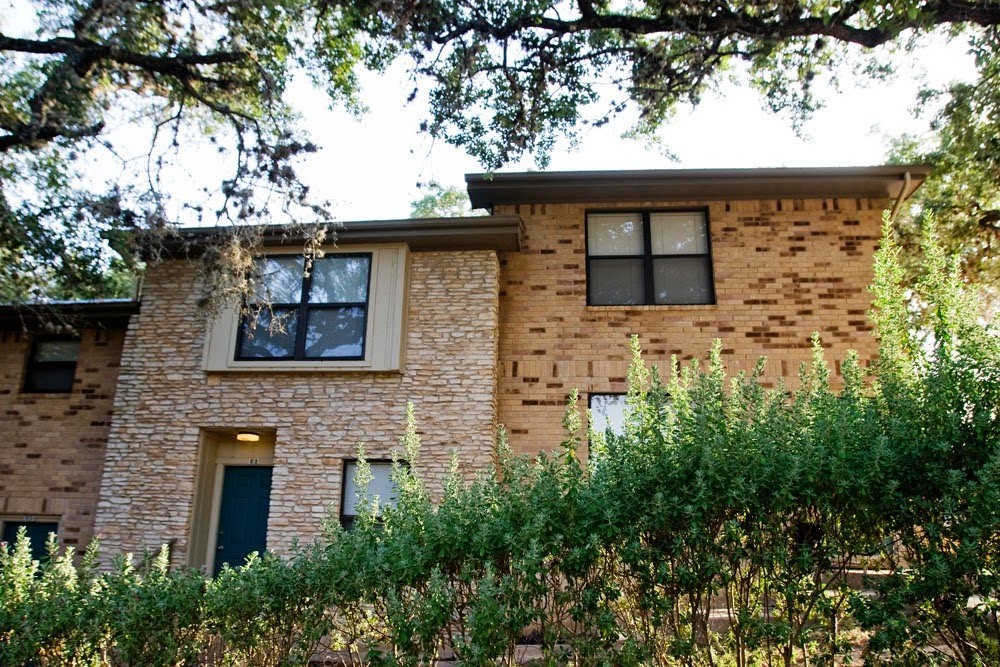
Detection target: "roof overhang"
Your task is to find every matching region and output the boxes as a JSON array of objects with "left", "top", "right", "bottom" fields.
[
  {"left": 0, "top": 299, "right": 140, "bottom": 329},
  {"left": 465, "top": 166, "right": 931, "bottom": 210},
  {"left": 156, "top": 215, "right": 523, "bottom": 257}
]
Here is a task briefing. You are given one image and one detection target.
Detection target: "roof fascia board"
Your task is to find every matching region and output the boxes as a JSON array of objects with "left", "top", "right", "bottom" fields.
[
  {"left": 0, "top": 300, "right": 140, "bottom": 329},
  {"left": 465, "top": 166, "right": 931, "bottom": 210},
  {"left": 153, "top": 215, "right": 523, "bottom": 258}
]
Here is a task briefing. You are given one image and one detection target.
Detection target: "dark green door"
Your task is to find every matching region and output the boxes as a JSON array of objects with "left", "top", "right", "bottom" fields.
[{"left": 214, "top": 466, "right": 272, "bottom": 575}]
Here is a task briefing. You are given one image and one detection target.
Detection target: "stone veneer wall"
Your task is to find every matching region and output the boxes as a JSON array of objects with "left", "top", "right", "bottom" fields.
[
  {"left": 0, "top": 326, "right": 127, "bottom": 551},
  {"left": 95, "top": 250, "right": 500, "bottom": 563},
  {"left": 495, "top": 197, "right": 886, "bottom": 454}
]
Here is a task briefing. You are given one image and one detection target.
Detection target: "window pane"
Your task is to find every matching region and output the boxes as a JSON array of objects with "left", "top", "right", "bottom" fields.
[
  {"left": 342, "top": 461, "right": 397, "bottom": 517},
  {"left": 238, "top": 308, "right": 298, "bottom": 358},
  {"left": 589, "top": 258, "right": 645, "bottom": 305},
  {"left": 591, "top": 394, "right": 627, "bottom": 435},
  {"left": 650, "top": 212, "right": 708, "bottom": 255},
  {"left": 24, "top": 365, "right": 75, "bottom": 393},
  {"left": 653, "top": 257, "right": 714, "bottom": 304},
  {"left": 252, "top": 257, "right": 303, "bottom": 304},
  {"left": 587, "top": 213, "right": 644, "bottom": 256},
  {"left": 34, "top": 340, "right": 79, "bottom": 362},
  {"left": 304, "top": 307, "right": 366, "bottom": 358},
  {"left": 309, "top": 255, "right": 371, "bottom": 304},
  {"left": 2, "top": 521, "right": 58, "bottom": 563}
]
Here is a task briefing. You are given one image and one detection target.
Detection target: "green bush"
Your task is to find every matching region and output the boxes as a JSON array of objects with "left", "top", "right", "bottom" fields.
[{"left": 1, "top": 219, "right": 997, "bottom": 666}]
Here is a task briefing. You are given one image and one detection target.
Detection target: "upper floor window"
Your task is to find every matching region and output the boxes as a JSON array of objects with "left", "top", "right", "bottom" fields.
[
  {"left": 237, "top": 253, "right": 372, "bottom": 361},
  {"left": 23, "top": 337, "right": 79, "bottom": 393},
  {"left": 586, "top": 211, "right": 714, "bottom": 305},
  {"left": 203, "top": 245, "right": 409, "bottom": 372}
]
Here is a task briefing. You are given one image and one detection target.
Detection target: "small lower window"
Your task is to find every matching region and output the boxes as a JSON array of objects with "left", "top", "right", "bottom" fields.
[
  {"left": 340, "top": 460, "right": 399, "bottom": 528},
  {"left": 2, "top": 521, "right": 58, "bottom": 563},
  {"left": 23, "top": 337, "right": 79, "bottom": 393},
  {"left": 589, "top": 393, "right": 628, "bottom": 436}
]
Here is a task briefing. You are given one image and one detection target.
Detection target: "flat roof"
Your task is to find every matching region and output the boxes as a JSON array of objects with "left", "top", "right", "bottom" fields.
[
  {"left": 156, "top": 215, "right": 523, "bottom": 257},
  {"left": 465, "top": 165, "right": 930, "bottom": 210},
  {"left": 0, "top": 299, "right": 140, "bottom": 329}
]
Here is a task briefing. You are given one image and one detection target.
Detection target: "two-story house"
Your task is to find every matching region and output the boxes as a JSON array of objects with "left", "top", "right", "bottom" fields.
[{"left": 0, "top": 166, "right": 927, "bottom": 572}]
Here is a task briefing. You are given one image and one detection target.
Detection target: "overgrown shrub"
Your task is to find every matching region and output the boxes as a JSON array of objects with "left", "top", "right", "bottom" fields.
[{"left": 1, "top": 219, "right": 997, "bottom": 666}]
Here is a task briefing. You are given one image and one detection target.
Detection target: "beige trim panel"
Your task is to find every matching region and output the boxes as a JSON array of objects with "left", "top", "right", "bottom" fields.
[{"left": 202, "top": 244, "right": 409, "bottom": 372}]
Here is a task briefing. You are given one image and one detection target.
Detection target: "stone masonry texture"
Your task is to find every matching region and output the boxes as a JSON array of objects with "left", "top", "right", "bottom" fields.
[
  {"left": 0, "top": 325, "right": 127, "bottom": 553},
  {"left": 494, "top": 197, "right": 886, "bottom": 455},
  {"left": 94, "top": 250, "right": 500, "bottom": 564},
  {"left": 92, "top": 194, "right": 886, "bottom": 559}
]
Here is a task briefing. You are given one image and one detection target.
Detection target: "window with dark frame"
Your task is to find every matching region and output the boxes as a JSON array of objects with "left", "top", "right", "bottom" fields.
[
  {"left": 23, "top": 337, "right": 80, "bottom": 393},
  {"left": 339, "top": 460, "right": 400, "bottom": 529},
  {"left": 2, "top": 520, "right": 58, "bottom": 563},
  {"left": 237, "top": 253, "right": 372, "bottom": 361},
  {"left": 587, "top": 210, "right": 714, "bottom": 305}
]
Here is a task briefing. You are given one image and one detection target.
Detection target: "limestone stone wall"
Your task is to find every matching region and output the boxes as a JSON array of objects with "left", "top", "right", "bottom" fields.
[
  {"left": 95, "top": 250, "right": 500, "bottom": 563},
  {"left": 0, "top": 326, "right": 128, "bottom": 552},
  {"left": 494, "top": 197, "right": 885, "bottom": 454}
]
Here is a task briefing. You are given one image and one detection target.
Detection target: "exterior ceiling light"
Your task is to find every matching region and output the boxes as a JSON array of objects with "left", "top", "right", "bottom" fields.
[{"left": 236, "top": 431, "right": 260, "bottom": 442}]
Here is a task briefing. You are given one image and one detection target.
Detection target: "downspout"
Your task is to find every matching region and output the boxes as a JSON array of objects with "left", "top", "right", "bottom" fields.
[
  {"left": 132, "top": 272, "right": 144, "bottom": 302},
  {"left": 888, "top": 171, "right": 913, "bottom": 223}
]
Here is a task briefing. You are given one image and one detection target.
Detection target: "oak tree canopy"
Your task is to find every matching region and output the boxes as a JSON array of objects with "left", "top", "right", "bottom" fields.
[
  {"left": 888, "top": 30, "right": 1000, "bottom": 291},
  {"left": 2, "top": 0, "right": 999, "bottom": 300}
]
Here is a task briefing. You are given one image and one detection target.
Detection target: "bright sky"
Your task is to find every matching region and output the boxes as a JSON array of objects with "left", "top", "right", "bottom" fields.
[
  {"left": 289, "top": 31, "right": 976, "bottom": 220},
  {"left": 0, "top": 0, "right": 981, "bottom": 223}
]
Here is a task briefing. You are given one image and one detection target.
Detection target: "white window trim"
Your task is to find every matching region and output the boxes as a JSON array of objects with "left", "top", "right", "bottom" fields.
[{"left": 202, "top": 244, "right": 409, "bottom": 372}]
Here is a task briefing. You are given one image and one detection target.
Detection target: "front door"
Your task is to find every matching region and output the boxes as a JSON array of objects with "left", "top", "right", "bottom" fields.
[{"left": 214, "top": 466, "right": 272, "bottom": 575}]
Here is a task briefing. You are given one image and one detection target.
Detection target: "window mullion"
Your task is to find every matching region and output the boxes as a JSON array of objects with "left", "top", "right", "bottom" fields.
[
  {"left": 642, "top": 212, "right": 654, "bottom": 305},
  {"left": 294, "top": 267, "right": 313, "bottom": 359}
]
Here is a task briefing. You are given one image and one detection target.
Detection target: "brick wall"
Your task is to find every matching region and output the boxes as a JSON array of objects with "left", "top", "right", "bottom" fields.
[
  {"left": 0, "top": 326, "right": 127, "bottom": 552},
  {"left": 495, "top": 197, "right": 886, "bottom": 454},
  {"left": 94, "top": 250, "right": 500, "bottom": 564}
]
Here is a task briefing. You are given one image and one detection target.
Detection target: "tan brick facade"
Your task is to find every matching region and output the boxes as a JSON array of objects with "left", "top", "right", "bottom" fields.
[
  {"left": 94, "top": 250, "right": 500, "bottom": 565},
  {"left": 494, "top": 198, "right": 885, "bottom": 454},
  {"left": 1, "top": 171, "right": 905, "bottom": 565},
  {"left": 0, "top": 326, "right": 127, "bottom": 552}
]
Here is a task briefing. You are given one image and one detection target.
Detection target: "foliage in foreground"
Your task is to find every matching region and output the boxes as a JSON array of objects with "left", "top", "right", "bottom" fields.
[{"left": 1, "top": 221, "right": 998, "bottom": 666}]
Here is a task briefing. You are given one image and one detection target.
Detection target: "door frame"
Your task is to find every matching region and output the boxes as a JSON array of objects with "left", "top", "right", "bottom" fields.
[{"left": 190, "top": 429, "right": 275, "bottom": 573}]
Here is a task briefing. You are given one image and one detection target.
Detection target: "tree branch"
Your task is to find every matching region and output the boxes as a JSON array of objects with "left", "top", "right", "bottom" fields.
[
  {"left": 0, "top": 32, "right": 249, "bottom": 151},
  {"left": 436, "top": 1, "right": 1000, "bottom": 50},
  {"left": 0, "top": 121, "right": 104, "bottom": 151},
  {"left": 0, "top": 34, "right": 247, "bottom": 73}
]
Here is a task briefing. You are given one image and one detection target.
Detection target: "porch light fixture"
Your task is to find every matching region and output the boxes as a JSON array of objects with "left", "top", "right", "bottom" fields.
[{"left": 236, "top": 431, "right": 260, "bottom": 442}]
